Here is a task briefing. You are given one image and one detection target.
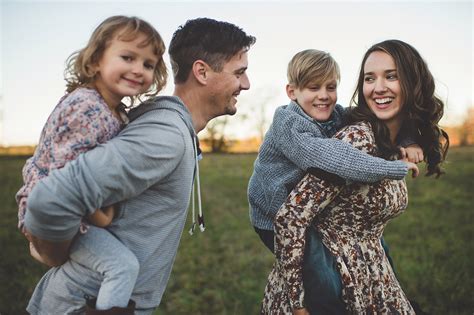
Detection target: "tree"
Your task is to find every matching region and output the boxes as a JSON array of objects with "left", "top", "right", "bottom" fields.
[
  {"left": 203, "top": 116, "right": 230, "bottom": 153},
  {"left": 200, "top": 87, "right": 281, "bottom": 152},
  {"left": 241, "top": 87, "right": 280, "bottom": 143},
  {"left": 459, "top": 106, "right": 474, "bottom": 146}
]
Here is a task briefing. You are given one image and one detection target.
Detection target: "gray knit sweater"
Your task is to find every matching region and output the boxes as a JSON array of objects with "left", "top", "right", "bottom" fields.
[
  {"left": 248, "top": 101, "right": 408, "bottom": 231},
  {"left": 25, "top": 96, "right": 197, "bottom": 313}
]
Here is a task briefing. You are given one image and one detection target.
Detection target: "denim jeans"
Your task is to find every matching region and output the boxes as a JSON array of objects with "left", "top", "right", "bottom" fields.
[
  {"left": 303, "top": 225, "right": 346, "bottom": 314},
  {"left": 69, "top": 225, "right": 139, "bottom": 309}
]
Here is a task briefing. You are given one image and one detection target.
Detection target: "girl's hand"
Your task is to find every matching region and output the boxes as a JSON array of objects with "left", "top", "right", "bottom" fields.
[
  {"left": 88, "top": 205, "right": 116, "bottom": 227},
  {"left": 399, "top": 144, "right": 424, "bottom": 164},
  {"left": 293, "top": 307, "right": 310, "bottom": 315}
]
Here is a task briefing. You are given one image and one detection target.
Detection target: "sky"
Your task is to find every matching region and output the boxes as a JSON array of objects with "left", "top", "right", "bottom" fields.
[{"left": 1, "top": 0, "right": 472, "bottom": 145}]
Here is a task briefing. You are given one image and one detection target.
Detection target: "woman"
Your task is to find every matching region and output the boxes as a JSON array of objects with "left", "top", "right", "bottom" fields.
[{"left": 261, "top": 39, "right": 449, "bottom": 314}]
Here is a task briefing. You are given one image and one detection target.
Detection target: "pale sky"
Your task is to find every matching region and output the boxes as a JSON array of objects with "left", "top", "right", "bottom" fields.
[{"left": 1, "top": 0, "right": 473, "bottom": 145}]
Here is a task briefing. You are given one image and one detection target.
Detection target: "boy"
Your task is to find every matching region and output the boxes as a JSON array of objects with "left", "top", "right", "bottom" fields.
[{"left": 248, "top": 49, "right": 419, "bottom": 252}]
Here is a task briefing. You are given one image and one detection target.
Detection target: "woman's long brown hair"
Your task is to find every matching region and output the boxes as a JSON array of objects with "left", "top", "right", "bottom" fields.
[{"left": 350, "top": 39, "right": 449, "bottom": 177}]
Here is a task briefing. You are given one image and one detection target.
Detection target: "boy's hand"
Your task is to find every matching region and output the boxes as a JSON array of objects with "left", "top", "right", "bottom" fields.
[
  {"left": 403, "top": 160, "right": 420, "bottom": 178},
  {"left": 88, "top": 205, "right": 116, "bottom": 227},
  {"left": 400, "top": 144, "right": 424, "bottom": 164},
  {"left": 293, "top": 307, "right": 310, "bottom": 315}
]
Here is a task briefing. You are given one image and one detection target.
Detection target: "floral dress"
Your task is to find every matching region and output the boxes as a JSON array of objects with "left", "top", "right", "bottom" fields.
[
  {"left": 261, "top": 122, "right": 415, "bottom": 314},
  {"left": 16, "top": 87, "right": 126, "bottom": 230}
]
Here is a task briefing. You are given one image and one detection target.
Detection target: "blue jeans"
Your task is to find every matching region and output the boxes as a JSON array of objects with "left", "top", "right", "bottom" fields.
[
  {"left": 303, "top": 225, "right": 346, "bottom": 314},
  {"left": 69, "top": 225, "right": 139, "bottom": 310}
]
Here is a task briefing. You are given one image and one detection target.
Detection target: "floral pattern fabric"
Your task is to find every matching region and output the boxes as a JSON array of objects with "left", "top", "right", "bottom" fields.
[
  {"left": 262, "top": 122, "right": 415, "bottom": 315},
  {"left": 16, "top": 88, "right": 124, "bottom": 230}
]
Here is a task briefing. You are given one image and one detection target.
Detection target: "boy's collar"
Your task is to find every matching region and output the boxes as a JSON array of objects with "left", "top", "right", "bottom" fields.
[{"left": 288, "top": 100, "right": 312, "bottom": 121}]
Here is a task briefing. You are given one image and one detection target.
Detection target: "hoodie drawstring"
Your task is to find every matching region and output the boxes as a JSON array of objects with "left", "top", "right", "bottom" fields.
[{"left": 189, "top": 136, "right": 205, "bottom": 235}]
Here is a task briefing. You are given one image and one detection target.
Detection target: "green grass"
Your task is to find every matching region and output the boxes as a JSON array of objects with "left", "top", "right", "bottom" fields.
[{"left": 1, "top": 148, "right": 473, "bottom": 314}]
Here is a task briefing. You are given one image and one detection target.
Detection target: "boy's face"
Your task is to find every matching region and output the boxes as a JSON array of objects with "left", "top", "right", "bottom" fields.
[{"left": 286, "top": 78, "right": 337, "bottom": 122}]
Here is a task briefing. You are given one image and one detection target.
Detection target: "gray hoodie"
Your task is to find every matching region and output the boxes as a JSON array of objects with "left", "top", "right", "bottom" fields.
[{"left": 25, "top": 96, "right": 197, "bottom": 313}]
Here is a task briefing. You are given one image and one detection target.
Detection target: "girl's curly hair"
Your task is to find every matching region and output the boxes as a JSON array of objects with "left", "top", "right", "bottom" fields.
[{"left": 64, "top": 15, "right": 167, "bottom": 105}]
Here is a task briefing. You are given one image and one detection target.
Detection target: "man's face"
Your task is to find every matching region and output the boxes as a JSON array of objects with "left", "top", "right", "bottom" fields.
[{"left": 207, "top": 50, "right": 250, "bottom": 117}]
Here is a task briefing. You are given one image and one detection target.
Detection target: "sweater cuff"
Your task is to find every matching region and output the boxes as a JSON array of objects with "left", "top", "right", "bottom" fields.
[{"left": 385, "top": 160, "right": 408, "bottom": 179}]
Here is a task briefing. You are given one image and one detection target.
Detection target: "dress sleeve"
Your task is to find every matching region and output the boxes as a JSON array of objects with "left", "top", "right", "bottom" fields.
[
  {"left": 273, "top": 123, "right": 375, "bottom": 310},
  {"left": 48, "top": 94, "right": 115, "bottom": 171}
]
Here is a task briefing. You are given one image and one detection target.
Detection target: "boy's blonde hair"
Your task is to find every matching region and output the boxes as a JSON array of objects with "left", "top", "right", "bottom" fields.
[
  {"left": 287, "top": 49, "right": 340, "bottom": 88},
  {"left": 64, "top": 15, "right": 167, "bottom": 104}
]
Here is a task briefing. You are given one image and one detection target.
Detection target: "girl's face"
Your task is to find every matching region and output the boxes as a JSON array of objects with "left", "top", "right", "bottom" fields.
[
  {"left": 363, "top": 51, "right": 404, "bottom": 127},
  {"left": 94, "top": 31, "right": 158, "bottom": 108}
]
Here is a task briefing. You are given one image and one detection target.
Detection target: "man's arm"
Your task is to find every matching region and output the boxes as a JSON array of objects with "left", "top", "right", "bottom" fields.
[{"left": 24, "top": 115, "right": 187, "bottom": 262}]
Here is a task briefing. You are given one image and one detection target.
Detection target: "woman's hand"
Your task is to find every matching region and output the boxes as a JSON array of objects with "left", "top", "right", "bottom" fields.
[
  {"left": 399, "top": 144, "right": 424, "bottom": 163},
  {"left": 88, "top": 205, "right": 116, "bottom": 227}
]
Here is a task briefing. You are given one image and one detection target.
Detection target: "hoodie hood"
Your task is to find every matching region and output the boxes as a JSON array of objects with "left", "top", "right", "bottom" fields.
[
  {"left": 128, "top": 96, "right": 196, "bottom": 139},
  {"left": 128, "top": 96, "right": 205, "bottom": 235}
]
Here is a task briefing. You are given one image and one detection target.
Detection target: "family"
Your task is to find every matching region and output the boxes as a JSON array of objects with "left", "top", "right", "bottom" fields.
[{"left": 16, "top": 15, "right": 449, "bottom": 314}]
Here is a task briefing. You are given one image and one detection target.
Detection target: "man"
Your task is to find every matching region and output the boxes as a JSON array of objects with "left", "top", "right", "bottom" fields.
[{"left": 24, "top": 18, "right": 255, "bottom": 315}]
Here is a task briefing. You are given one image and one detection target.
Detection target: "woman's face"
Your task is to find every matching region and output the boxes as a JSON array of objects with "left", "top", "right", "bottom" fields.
[{"left": 363, "top": 51, "right": 404, "bottom": 126}]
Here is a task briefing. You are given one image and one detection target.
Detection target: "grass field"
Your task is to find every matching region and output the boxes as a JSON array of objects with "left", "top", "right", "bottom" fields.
[{"left": 1, "top": 147, "right": 473, "bottom": 315}]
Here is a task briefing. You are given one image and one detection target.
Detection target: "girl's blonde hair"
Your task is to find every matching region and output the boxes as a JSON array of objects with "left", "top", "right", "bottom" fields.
[{"left": 65, "top": 15, "right": 167, "bottom": 105}]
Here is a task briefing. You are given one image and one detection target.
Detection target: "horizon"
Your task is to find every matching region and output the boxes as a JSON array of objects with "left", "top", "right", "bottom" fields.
[{"left": 1, "top": 0, "right": 472, "bottom": 146}]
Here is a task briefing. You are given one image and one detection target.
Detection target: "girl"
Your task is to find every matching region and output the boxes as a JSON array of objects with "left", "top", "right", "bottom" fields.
[
  {"left": 16, "top": 15, "right": 167, "bottom": 313},
  {"left": 261, "top": 39, "right": 449, "bottom": 314}
]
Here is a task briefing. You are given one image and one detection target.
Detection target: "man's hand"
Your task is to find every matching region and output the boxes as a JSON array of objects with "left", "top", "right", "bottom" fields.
[
  {"left": 88, "top": 205, "right": 116, "bottom": 227},
  {"left": 400, "top": 144, "right": 424, "bottom": 164},
  {"left": 293, "top": 307, "right": 310, "bottom": 315},
  {"left": 24, "top": 229, "right": 72, "bottom": 267},
  {"left": 29, "top": 242, "right": 48, "bottom": 265}
]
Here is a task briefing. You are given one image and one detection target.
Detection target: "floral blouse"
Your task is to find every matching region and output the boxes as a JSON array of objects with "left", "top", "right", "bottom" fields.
[
  {"left": 261, "top": 122, "right": 415, "bottom": 314},
  {"left": 16, "top": 87, "right": 126, "bottom": 229}
]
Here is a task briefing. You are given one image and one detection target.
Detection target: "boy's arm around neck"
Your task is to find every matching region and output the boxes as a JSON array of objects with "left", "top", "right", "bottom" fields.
[{"left": 274, "top": 110, "right": 408, "bottom": 183}]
